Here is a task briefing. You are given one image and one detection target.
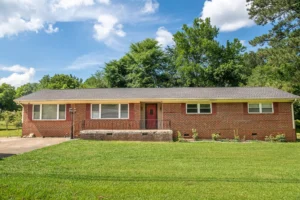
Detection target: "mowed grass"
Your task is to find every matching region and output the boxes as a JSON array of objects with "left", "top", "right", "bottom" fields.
[
  {"left": 0, "top": 121, "right": 22, "bottom": 137},
  {"left": 1, "top": 141, "right": 300, "bottom": 199}
]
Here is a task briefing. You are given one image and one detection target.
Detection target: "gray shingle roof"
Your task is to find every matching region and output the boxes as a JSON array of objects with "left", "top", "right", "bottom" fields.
[{"left": 15, "top": 87, "right": 299, "bottom": 102}]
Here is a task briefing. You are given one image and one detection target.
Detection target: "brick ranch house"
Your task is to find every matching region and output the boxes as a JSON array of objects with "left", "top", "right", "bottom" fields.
[{"left": 15, "top": 87, "right": 299, "bottom": 141}]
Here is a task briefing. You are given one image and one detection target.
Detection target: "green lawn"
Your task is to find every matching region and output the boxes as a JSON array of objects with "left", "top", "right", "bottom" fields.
[
  {"left": 1, "top": 141, "right": 300, "bottom": 199},
  {"left": 0, "top": 121, "right": 22, "bottom": 137}
]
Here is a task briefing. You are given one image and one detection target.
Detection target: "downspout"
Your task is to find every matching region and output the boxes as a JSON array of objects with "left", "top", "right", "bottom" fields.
[
  {"left": 292, "top": 99, "right": 296, "bottom": 130},
  {"left": 20, "top": 103, "right": 24, "bottom": 123}
]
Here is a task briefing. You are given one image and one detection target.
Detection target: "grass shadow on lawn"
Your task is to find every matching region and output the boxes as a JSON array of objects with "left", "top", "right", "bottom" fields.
[
  {"left": 0, "top": 154, "right": 15, "bottom": 160},
  {"left": 3, "top": 172, "right": 300, "bottom": 184}
]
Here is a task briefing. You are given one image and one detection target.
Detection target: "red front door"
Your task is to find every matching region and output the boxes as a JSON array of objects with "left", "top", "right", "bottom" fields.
[{"left": 146, "top": 104, "right": 157, "bottom": 129}]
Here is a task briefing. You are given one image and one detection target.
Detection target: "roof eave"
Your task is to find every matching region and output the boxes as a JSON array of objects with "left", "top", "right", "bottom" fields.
[{"left": 14, "top": 97, "right": 299, "bottom": 104}]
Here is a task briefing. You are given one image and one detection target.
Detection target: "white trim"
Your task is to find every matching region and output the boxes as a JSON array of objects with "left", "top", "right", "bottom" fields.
[
  {"left": 90, "top": 103, "right": 129, "bottom": 120},
  {"left": 292, "top": 100, "right": 295, "bottom": 129},
  {"left": 21, "top": 104, "right": 24, "bottom": 123},
  {"left": 32, "top": 104, "right": 66, "bottom": 120},
  {"left": 248, "top": 103, "right": 274, "bottom": 114},
  {"left": 186, "top": 103, "right": 212, "bottom": 114}
]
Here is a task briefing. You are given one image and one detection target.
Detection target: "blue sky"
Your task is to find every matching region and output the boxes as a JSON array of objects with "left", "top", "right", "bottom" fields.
[{"left": 0, "top": 0, "right": 270, "bottom": 87}]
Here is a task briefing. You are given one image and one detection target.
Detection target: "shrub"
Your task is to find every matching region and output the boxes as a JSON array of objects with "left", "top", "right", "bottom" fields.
[
  {"left": 265, "top": 134, "right": 276, "bottom": 142},
  {"left": 295, "top": 120, "right": 300, "bottom": 128},
  {"left": 192, "top": 129, "right": 199, "bottom": 141},
  {"left": 233, "top": 132, "right": 240, "bottom": 142},
  {"left": 212, "top": 133, "right": 220, "bottom": 141},
  {"left": 275, "top": 133, "right": 286, "bottom": 142},
  {"left": 177, "top": 131, "right": 186, "bottom": 142},
  {"left": 14, "top": 121, "right": 22, "bottom": 129},
  {"left": 265, "top": 134, "right": 286, "bottom": 142}
]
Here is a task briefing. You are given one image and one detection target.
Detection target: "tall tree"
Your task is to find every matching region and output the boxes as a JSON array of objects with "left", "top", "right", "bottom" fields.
[
  {"left": 173, "top": 18, "right": 220, "bottom": 87},
  {"left": 247, "top": 0, "right": 300, "bottom": 118},
  {"left": 246, "top": 0, "right": 300, "bottom": 94},
  {"left": 173, "top": 18, "right": 247, "bottom": 87},
  {"left": 0, "top": 83, "right": 17, "bottom": 111},
  {"left": 15, "top": 83, "right": 39, "bottom": 98},
  {"left": 39, "top": 74, "right": 83, "bottom": 89},
  {"left": 102, "top": 39, "right": 175, "bottom": 88},
  {"left": 125, "top": 39, "right": 169, "bottom": 88},
  {"left": 105, "top": 59, "right": 128, "bottom": 88}
]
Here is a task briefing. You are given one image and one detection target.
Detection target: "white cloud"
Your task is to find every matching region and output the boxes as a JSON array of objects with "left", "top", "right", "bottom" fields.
[
  {"left": 0, "top": 17, "right": 43, "bottom": 38},
  {"left": 142, "top": 0, "right": 159, "bottom": 14},
  {"left": 66, "top": 52, "right": 118, "bottom": 70},
  {"left": 0, "top": 65, "right": 36, "bottom": 87},
  {"left": 201, "top": 0, "right": 255, "bottom": 32},
  {"left": 0, "top": 0, "right": 163, "bottom": 47},
  {"left": 155, "top": 27, "right": 174, "bottom": 47},
  {"left": 45, "top": 24, "right": 59, "bottom": 34},
  {"left": 97, "top": 0, "right": 110, "bottom": 5},
  {"left": 240, "top": 40, "right": 247, "bottom": 46},
  {"left": 93, "top": 15, "right": 126, "bottom": 47},
  {"left": 52, "top": 0, "right": 94, "bottom": 10}
]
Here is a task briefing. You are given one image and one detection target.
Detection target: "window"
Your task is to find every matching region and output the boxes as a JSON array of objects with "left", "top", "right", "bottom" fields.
[
  {"left": 33, "top": 104, "right": 66, "bottom": 120},
  {"left": 92, "top": 104, "right": 100, "bottom": 119},
  {"left": 101, "top": 104, "right": 119, "bottom": 119},
  {"left": 187, "top": 104, "right": 198, "bottom": 114},
  {"left": 248, "top": 103, "right": 273, "bottom": 113},
  {"left": 33, "top": 105, "right": 40, "bottom": 120},
  {"left": 186, "top": 104, "right": 212, "bottom": 114},
  {"left": 91, "top": 104, "right": 129, "bottom": 119}
]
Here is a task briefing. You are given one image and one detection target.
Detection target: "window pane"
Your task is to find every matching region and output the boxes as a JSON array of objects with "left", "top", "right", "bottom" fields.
[
  {"left": 120, "top": 104, "right": 128, "bottom": 119},
  {"left": 59, "top": 105, "right": 66, "bottom": 119},
  {"left": 33, "top": 105, "right": 40, "bottom": 119},
  {"left": 92, "top": 104, "right": 99, "bottom": 119},
  {"left": 200, "top": 104, "right": 211, "bottom": 113},
  {"left": 249, "top": 104, "right": 260, "bottom": 113},
  {"left": 187, "top": 104, "right": 198, "bottom": 113},
  {"left": 262, "top": 103, "right": 273, "bottom": 113},
  {"left": 101, "top": 104, "right": 119, "bottom": 119},
  {"left": 42, "top": 104, "right": 57, "bottom": 119}
]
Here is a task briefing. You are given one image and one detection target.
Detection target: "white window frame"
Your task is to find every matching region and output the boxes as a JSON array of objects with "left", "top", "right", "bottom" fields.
[
  {"left": 248, "top": 103, "right": 274, "bottom": 114},
  {"left": 91, "top": 104, "right": 129, "bottom": 119},
  {"left": 32, "top": 104, "right": 66, "bottom": 120},
  {"left": 186, "top": 103, "right": 212, "bottom": 114}
]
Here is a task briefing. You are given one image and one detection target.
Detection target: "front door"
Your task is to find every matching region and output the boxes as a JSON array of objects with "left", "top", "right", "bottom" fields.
[{"left": 146, "top": 104, "right": 157, "bottom": 129}]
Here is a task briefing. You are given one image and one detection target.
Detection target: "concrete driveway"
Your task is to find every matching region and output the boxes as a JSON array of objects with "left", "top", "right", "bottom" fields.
[{"left": 0, "top": 137, "right": 70, "bottom": 158}]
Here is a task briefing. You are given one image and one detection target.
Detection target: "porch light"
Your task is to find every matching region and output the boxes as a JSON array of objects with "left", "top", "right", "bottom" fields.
[{"left": 69, "top": 107, "right": 77, "bottom": 139}]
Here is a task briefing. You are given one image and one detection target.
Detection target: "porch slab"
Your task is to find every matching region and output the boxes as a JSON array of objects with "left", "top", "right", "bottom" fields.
[{"left": 80, "top": 130, "right": 173, "bottom": 142}]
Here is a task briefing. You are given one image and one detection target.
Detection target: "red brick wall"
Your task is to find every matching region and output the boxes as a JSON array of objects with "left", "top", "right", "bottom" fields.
[
  {"left": 22, "top": 104, "right": 72, "bottom": 137},
  {"left": 22, "top": 103, "right": 141, "bottom": 137},
  {"left": 22, "top": 102, "right": 296, "bottom": 141},
  {"left": 163, "top": 103, "right": 296, "bottom": 141}
]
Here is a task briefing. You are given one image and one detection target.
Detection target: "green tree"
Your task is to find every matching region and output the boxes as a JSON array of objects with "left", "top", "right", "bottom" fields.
[
  {"left": 0, "top": 83, "right": 17, "bottom": 111},
  {"left": 105, "top": 59, "right": 128, "bottom": 88},
  {"left": 173, "top": 18, "right": 247, "bottom": 87},
  {"left": 246, "top": 0, "right": 300, "bottom": 119},
  {"left": 15, "top": 83, "right": 39, "bottom": 98},
  {"left": 82, "top": 71, "right": 108, "bottom": 88},
  {"left": 13, "top": 111, "right": 22, "bottom": 129},
  {"left": 103, "top": 39, "right": 175, "bottom": 88},
  {"left": 125, "top": 39, "right": 169, "bottom": 88},
  {"left": 0, "top": 111, "right": 15, "bottom": 130},
  {"left": 173, "top": 18, "right": 220, "bottom": 87},
  {"left": 242, "top": 51, "right": 266, "bottom": 71},
  {"left": 246, "top": 0, "right": 300, "bottom": 88},
  {"left": 39, "top": 74, "right": 83, "bottom": 89}
]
